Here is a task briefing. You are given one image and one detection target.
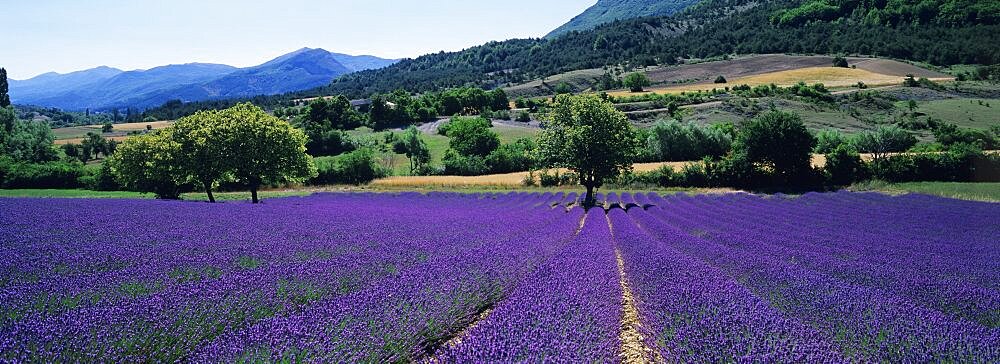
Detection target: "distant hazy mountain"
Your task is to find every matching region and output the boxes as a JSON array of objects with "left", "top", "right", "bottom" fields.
[
  {"left": 9, "top": 48, "right": 397, "bottom": 110},
  {"left": 331, "top": 53, "right": 399, "bottom": 72},
  {"left": 546, "top": 0, "right": 700, "bottom": 38},
  {"left": 8, "top": 66, "right": 123, "bottom": 103}
]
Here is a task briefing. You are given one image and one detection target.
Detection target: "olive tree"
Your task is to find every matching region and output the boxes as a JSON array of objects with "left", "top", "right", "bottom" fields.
[
  {"left": 216, "top": 103, "right": 316, "bottom": 203},
  {"left": 538, "top": 94, "right": 639, "bottom": 206}
]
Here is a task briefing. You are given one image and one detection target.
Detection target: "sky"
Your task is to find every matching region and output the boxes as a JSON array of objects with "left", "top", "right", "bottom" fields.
[{"left": 1, "top": 0, "right": 596, "bottom": 80}]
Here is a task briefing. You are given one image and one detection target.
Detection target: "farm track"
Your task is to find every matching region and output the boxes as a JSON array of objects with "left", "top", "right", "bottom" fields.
[{"left": 609, "top": 212, "right": 662, "bottom": 364}]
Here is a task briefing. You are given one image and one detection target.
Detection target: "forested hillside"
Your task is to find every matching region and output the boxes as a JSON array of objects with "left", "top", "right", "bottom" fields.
[{"left": 300, "top": 0, "right": 997, "bottom": 97}]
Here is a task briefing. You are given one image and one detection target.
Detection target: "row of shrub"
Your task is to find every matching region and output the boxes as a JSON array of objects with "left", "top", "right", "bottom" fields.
[
  {"left": 617, "top": 143, "right": 998, "bottom": 190},
  {"left": 0, "top": 150, "right": 393, "bottom": 193},
  {"left": 0, "top": 157, "right": 121, "bottom": 191}
]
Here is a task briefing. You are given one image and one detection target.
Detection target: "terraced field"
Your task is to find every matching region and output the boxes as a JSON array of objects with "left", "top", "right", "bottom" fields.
[{"left": 1, "top": 192, "right": 997, "bottom": 362}]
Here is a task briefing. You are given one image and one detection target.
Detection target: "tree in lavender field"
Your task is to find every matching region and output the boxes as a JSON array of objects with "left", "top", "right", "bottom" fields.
[{"left": 538, "top": 94, "right": 639, "bottom": 207}]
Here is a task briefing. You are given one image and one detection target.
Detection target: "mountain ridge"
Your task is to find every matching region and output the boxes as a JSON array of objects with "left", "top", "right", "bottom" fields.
[{"left": 9, "top": 49, "right": 398, "bottom": 110}]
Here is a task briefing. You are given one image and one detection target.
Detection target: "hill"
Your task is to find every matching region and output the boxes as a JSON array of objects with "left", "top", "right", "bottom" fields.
[
  {"left": 546, "top": 0, "right": 701, "bottom": 38},
  {"left": 284, "top": 0, "right": 999, "bottom": 100},
  {"left": 9, "top": 48, "right": 397, "bottom": 111}
]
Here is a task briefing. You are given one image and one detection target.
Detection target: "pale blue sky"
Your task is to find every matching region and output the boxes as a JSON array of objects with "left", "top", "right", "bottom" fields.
[{"left": 2, "top": 0, "right": 595, "bottom": 79}]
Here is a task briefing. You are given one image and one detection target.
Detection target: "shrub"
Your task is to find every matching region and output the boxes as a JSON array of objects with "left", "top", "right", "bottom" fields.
[
  {"left": 630, "top": 166, "right": 677, "bottom": 187},
  {"left": 646, "top": 120, "right": 731, "bottom": 161},
  {"left": 623, "top": 72, "right": 651, "bottom": 92},
  {"left": 735, "top": 110, "right": 815, "bottom": 185},
  {"left": 852, "top": 125, "right": 918, "bottom": 160},
  {"left": 675, "top": 163, "right": 711, "bottom": 187},
  {"left": 485, "top": 139, "right": 537, "bottom": 174},
  {"left": 516, "top": 110, "right": 531, "bottom": 122},
  {"left": 311, "top": 149, "right": 387, "bottom": 185},
  {"left": 444, "top": 116, "right": 499, "bottom": 157},
  {"left": 869, "top": 143, "right": 984, "bottom": 182},
  {"left": 933, "top": 123, "right": 999, "bottom": 149},
  {"left": 442, "top": 149, "right": 488, "bottom": 176},
  {"left": 825, "top": 144, "right": 865, "bottom": 186},
  {"left": 714, "top": 75, "right": 728, "bottom": 83},
  {"left": 0, "top": 160, "right": 84, "bottom": 189},
  {"left": 814, "top": 129, "right": 848, "bottom": 154},
  {"left": 305, "top": 129, "right": 355, "bottom": 157},
  {"left": 80, "top": 162, "right": 122, "bottom": 191},
  {"left": 832, "top": 56, "right": 849, "bottom": 68}
]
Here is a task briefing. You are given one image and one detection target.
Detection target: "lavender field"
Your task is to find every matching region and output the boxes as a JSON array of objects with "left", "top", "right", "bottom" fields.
[{"left": 0, "top": 192, "right": 998, "bottom": 362}]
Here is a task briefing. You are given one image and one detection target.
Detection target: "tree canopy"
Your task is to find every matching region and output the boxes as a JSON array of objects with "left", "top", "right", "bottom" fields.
[
  {"left": 734, "top": 110, "right": 816, "bottom": 185},
  {"left": 538, "top": 94, "right": 639, "bottom": 205},
  {"left": 623, "top": 72, "right": 651, "bottom": 92},
  {"left": 108, "top": 103, "right": 316, "bottom": 203},
  {"left": 215, "top": 103, "right": 316, "bottom": 203}
]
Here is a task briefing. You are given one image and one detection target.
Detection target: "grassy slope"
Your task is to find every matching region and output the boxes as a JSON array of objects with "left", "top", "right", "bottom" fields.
[{"left": 913, "top": 98, "right": 1000, "bottom": 130}]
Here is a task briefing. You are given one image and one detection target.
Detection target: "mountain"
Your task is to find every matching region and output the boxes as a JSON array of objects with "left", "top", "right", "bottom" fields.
[
  {"left": 9, "top": 48, "right": 397, "bottom": 110},
  {"left": 20, "top": 63, "right": 238, "bottom": 110},
  {"left": 8, "top": 66, "right": 123, "bottom": 103},
  {"left": 330, "top": 53, "right": 399, "bottom": 72},
  {"left": 546, "top": 0, "right": 701, "bottom": 38}
]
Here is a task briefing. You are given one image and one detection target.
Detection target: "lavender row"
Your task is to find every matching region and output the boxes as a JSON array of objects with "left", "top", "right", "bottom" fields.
[
  {"left": 434, "top": 210, "right": 623, "bottom": 362},
  {"left": 609, "top": 208, "right": 845, "bottom": 362}
]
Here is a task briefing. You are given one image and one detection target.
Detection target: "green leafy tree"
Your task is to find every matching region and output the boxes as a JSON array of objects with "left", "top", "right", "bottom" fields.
[
  {"left": 399, "top": 126, "right": 431, "bottom": 175},
  {"left": 0, "top": 106, "right": 15, "bottom": 150},
  {"left": 735, "top": 110, "right": 816, "bottom": 185},
  {"left": 368, "top": 94, "right": 395, "bottom": 130},
  {"left": 554, "top": 82, "right": 574, "bottom": 95},
  {"left": 623, "top": 72, "right": 651, "bottom": 92},
  {"left": 61, "top": 144, "right": 82, "bottom": 162},
  {"left": 81, "top": 132, "right": 108, "bottom": 159},
  {"left": 6, "top": 120, "right": 58, "bottom": 163},
  {"left": 851, "top": 125, "right": 918, "bottom": 162},
  {"left": 0, "top": 68, "right": 10, "bottom": 108},
  {"left": 832, "top": 56, "right": 849, "bottom": 68},
  {"left": 488, "top": 89, "right": 510, "bottom": 111},
  {"left": 102, "top": 123, "right": 114, "bottom": 133},
  {"left": 824, "top": 143, "right": 864, "bottom": 185},
  {"left": 538, "top": 94, "right": 639, "bottom": 206},
  {"left": 171, "top": 109, "right": 228, "bottom": 203},
  {"left": 107, "top": 130, "right": 185, "bottom": 199},
  {"left": 814, "top": 129, "right": 848, "bottom": 154},
  {"left": 445, "top": 116, "right": 500, "bottom": 157},
  {"left": 216, "top": 103, "right": 316, "bottom": 203}
]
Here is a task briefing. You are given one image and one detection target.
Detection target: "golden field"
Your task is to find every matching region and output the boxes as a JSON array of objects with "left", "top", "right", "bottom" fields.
[{"left": 606, "top": 67, "right": 954, "bottom": 97}]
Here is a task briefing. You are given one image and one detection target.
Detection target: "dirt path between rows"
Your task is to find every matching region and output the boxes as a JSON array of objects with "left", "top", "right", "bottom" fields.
[{"left": 608, "top": 214, "right": 662, "bottom": 363}]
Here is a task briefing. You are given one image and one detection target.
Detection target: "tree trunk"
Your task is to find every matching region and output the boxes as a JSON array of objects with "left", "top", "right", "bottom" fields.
[
  {"left": 251, "top": 187, "right": 259, "bottom": 204},
  {"left": 203, "top": 181, "right": 215, "bottom": 203},
  {"left": 584, "top": 183, "right": 596, "bottom": 208}
]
